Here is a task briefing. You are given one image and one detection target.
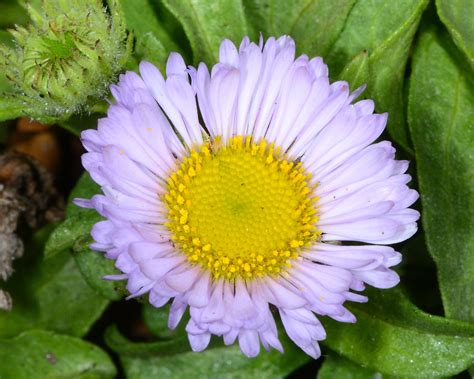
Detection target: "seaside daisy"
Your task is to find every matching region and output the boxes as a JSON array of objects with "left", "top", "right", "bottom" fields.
[{"left": 76, "top": 36, "right": 419, "bottom": 358}]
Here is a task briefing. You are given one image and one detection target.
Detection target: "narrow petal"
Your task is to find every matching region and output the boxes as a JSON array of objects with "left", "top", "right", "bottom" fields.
[
  {"left": 168, "top": 297, "right": 187, "bottom": 329},
  {"left": 188, "top": 332, "right": 211, "bottom": 352},
  {"left": 187, "top": 271, "right": 211, "bottom": 308},
  {"left": 239, "top": 330, "right": 260, "bottom": 357}
]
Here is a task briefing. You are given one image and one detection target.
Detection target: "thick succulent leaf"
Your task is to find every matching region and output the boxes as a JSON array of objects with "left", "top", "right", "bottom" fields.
[
  {"left": 0, "top": 227, "right": 109, "bottom": 338},
  {"left": 327, "top": 0, "right": 429, "bottom": 152},
  {"left": 0, "top": 330, "right": 116, "bottom": 379},
  {"left": 436, "top": 0, "right": 474, "bottom": 67},
  {"left": 318, "top": 353, "right": 383, "bottom": 379},
  {"left": 161, "top": 0, "right": 249, "bottom": 64},
  {"left": 243, "top": 0, "right": 356, "bottom": 57},
  {"left": 322, "top": 288, "right": 474, "bottom": 377},
  {"left": 105, "top": 324, "right": 309, "bottom": 379},
  {"left": 408, "top": 26, "right": 474, "bottom": 322}
]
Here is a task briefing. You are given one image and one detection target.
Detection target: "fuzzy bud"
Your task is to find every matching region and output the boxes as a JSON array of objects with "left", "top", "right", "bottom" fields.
[{"left": 0, "top": 0, "right": 131, "bottom": 122}]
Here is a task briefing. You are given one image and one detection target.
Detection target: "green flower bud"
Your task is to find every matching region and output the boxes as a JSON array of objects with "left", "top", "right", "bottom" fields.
[{"left": 0, "top": 0, "right": 131, "bottom": 122}]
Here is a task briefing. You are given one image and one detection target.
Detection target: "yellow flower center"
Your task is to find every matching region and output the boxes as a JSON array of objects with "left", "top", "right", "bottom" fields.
[{"left": 163, "top": 136, "right": 320, "bottom": 280}]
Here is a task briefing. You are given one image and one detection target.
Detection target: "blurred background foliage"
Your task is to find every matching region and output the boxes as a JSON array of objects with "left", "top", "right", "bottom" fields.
[{"left": 0, "top": 0, "right": 473, "bottom": 378}]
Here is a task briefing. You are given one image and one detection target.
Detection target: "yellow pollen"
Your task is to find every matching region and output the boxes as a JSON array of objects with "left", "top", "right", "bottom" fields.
[{"left": 163, "top": 136, "right": 320, "bottom": 280}]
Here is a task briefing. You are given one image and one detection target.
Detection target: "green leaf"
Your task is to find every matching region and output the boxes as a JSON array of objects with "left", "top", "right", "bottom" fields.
[
  {"left": 318, "top": 353, "right": 383, "bottom": 379},
  {"left": 0, "top": 228, "right": 109, "bottom": 338},
  {"left": 142, "top": 303, "right": 189, "bottom": 340},
  {"left": 337, "top": 49, "right": 369, "bottom": 90},
  {"left": 161, "top": 0, "right": 248, "bottom": 64},
  {"left": 243, "top": 0, "right": 356, "bottom": 57},
  {"left": 45, "top": 173, "right": 101, "bottom": 259},
  {"left": 408, "top": 26, "right": 474, "bottom": 322},
  {"left": 119, "top": 0, "right": 178, "bottom": 52},
  {"left": 135, "top": 32, "right": 169, "bottom": 71},
  {"left": 0, "top": 30, "right": 14, "bottom": 47},
  {"left": 73, "top": 236, "right": 123, "bottom": 301},
  {"left": 0, "top": 0, "right": 29, "bottom": 28},
  {"left": 322, "top": 288, "right": 474, "bottom": 377},
  {"left": 119, "top": 0, "right": 180, "bottom": 70},
  {"left": 327, "top": 0, "right": 429, "bottom": 152},
  {"left": 436, "top": 0, "right": 474, "bottom": 67},
  {"left": 44, "top": 172, "right": 121, "bottom": 299},
  {"left": 0, "top": 32, "right": 15, "bottom": 94},
  {"left": 0, "top": 330, "right": 116, "bottom": 379},
  {"left": 0, "top": 94, "right": 67, "bottom": 124},
  {"left": 327, "top": 0, "right": 426, "bottom": 73},
  {"left": 105, "top": 324, "right": 309, "bottom": 379},
  {"left": 45, "top": 212, "right": 102, "bottom": 260},
  {"left": 45, "top": 172, "right": 120, "bottom": 300},
  {"left": 0, "top": 95, "right": 31, "bottom": 122},
  {"left": 67, "top": 172, "right": 101, "bottom": 214}
]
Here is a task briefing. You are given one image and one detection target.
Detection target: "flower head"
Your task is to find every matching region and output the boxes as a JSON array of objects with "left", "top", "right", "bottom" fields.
[{"left": 76, "top": 36, "right": 419, "bottom": 358}]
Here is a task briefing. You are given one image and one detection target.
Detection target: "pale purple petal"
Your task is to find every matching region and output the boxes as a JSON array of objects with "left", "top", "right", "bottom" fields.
[
  {"left": 187, "top": 272, "right": 211, "bottom": 308},
  {"left": 188, "top": 332, "right": 211, "bottom": 352},
  {"left": 239, "top": 330, "right": 260, "bottom": 357},
  {"left": 168, "top": 297, "right": 187, "bottom": 329},
  {"left": 76, "top": 35, "right": 419, "bottom": 361}
]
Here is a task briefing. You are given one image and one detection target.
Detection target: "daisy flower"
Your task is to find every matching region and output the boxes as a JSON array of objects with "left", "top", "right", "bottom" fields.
[{"left": 76, "top": 36, "right": 419, "bottom": 358}]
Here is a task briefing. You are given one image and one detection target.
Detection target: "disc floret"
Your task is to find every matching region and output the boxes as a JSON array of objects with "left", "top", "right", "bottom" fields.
[{"left": 164, "top": 136, "right": 320, "bottom": 280}]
